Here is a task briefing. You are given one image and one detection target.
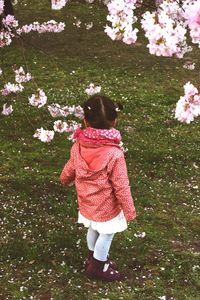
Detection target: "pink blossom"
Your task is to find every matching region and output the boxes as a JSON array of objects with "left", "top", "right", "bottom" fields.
[
  {"left": 67, "top": 121, "right": 81, "bottom": 133},
  {"left": 141, "top": 2, "right": 191, "bottom": 58},
  {"left": 48, "top": 103, "right": 84, "bottom": 119},
  {"left": 2, "top": 15, "right": 18, "bottom": 28},
  {"left": 2, "top": 103, "right": 13, "bottom": 116},
  {"left": 184, "top": 0, "right": 200, "bottom": 46},
  {"left": 175, "top": 82, "right": 200, "bottom": 123},
  {"left": 17, "top": 21, "right": 65, "bottom": 35},
  {"left": 0, "top": 0, "right": 4, "bottom": 15},
  {"left": 28, "top": 89, "right": 47, "bottom": 108},
  {"left": 51, "top": 0, "right": 68, "bottom": 10},
  {"left": 0, "top": 30, "right": 13, "bottom": 47},
  {"left": 74, "top": 105, "right": 84, "bottom": 119},
  {"left": 33, "top": 128, "right": 54, "bottom": 143},
  {"left": 183, "top": 62, "right": 196, "bottom": 70},
  {"left": 53, "top": 120, "right": 68, "bottom": 133},
  {"left": 15, "top": 67, "right": 32, "bottom": 83},
  {"left": 1, "top": 82, "right": 24, "bottom": 95},
  {"left": 85, "top": 83, "right": 101, "bottom": 96},
  {"left": 105, "top": 0, "right": 138, "bottom": 45}
]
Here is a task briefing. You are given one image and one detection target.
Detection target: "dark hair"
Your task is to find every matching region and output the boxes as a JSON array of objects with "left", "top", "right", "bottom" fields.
[{"left": 83, "top": 95, "right": 123, "bottom": 129}]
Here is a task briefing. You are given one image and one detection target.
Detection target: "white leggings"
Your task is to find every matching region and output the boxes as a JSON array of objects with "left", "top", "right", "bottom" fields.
[{"left": 86, "top": 226, "right": 114, "bottom": 261}]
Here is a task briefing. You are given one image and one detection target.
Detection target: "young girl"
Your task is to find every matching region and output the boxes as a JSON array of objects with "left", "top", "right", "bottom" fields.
[{"left": 60, "top": 95, "right": 136, "bottom": 282}]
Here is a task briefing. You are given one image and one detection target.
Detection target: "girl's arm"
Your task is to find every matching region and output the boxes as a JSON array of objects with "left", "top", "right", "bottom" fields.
[
  {"left": 108, "top": 152, "right": 136, "bottom": 221},
  {"left": 60, "top": 146, "right": 76, "bottom": 186}
]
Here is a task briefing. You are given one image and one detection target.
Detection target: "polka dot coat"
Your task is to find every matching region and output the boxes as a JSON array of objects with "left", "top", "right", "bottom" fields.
[{"left": 60, "top": 129, "right": 136, "bottom": 222}]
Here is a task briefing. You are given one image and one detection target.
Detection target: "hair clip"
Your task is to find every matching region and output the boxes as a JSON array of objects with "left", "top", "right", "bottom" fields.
[{"left": 88, "top": 106, "right": 91, "bottom": 110}]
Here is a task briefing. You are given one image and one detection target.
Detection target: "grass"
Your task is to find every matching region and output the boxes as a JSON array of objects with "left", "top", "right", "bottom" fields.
[{"left": 0, "top": 1, "right": 200, "bottom": 299}]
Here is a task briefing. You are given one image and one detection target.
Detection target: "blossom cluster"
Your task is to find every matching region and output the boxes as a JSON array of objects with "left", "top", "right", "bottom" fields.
[
  {"left": 183, "top": 0, "right": 200, "bottom": 47},
  {"left": 0, "top": 14, "right": 65, "bottom": 48},
  {"left": 53, "top": 120, "right": 81, "bottom": 133},
  {"left": 141, "top": 1, "right": 191, "bottom": 58},
  {"left": 17, "top": 20, "right": 65, "bottom": 35},
  {"left": 175, "top": 82, "right": 200, "bottom": 124},
  {"left": 0, "top": 15, "right": 18, "bottom": 47},
  {"left": 29, "top": 89, "right": 47, "bottom": 108},
  {"left": 15, "top": 67, "right": 32, "bottom": 83},
  {"left": 0, "top": 0, "right": 4, "bottom": 15},
  {"left": 51, "top": 0, "right": 68, "bottom": 10},
  {"left": 48, "top": 103, "right": 84, "bottom": 119},
  {"left": 85, "top": 83, "right": 101, "bottom": 95},
  {"left": 105, "top": 0, "right": 138, "bottom": 45},
  {"left": 33, "top": 127, "right": 55, "bottom": 143},
  {"left": 1, "top": 66, "right": 32, "bottom": 116},
  {"left": 104, "top": 0, "right": 200, "bottom": 57},
  {"left": 2, "top": 103, "right": 13, "bottom": 116},
  {"left": 1, "top": 82, "right": 24, "bottom": 96}
]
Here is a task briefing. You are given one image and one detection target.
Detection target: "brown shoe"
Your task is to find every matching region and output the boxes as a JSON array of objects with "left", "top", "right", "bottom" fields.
[
  {"left": 86, "top": 256, "right": 123, "bottom": 282},
  {"left": 85, "top": 250, "right": 118, "bottom": 270}
]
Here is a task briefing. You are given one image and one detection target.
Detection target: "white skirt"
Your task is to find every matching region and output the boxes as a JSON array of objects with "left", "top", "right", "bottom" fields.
[{"left": 77, "top": 210, "right": 127, "bottom": 234}]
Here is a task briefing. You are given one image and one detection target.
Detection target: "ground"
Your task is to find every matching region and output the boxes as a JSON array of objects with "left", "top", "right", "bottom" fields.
[{"left": 0, "top": 1, "right": 200, "bottom": 299}]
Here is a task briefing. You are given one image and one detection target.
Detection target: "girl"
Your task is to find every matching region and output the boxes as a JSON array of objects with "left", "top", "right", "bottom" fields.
[{"left": 60, "top": 95, "right": 136, "bottom": 282}]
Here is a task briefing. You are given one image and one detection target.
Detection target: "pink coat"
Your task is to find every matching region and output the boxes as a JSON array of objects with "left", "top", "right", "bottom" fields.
[{"left": 60, "top": 128, "right": 136, "bottom": 222}]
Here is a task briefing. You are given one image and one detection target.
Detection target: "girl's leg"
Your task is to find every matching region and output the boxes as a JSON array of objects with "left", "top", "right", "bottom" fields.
[
  {"left": 86, "top": 226, "right": 99, "bottom": 251},
  {"left": 93, "top": 233, "right": 115, "bottom": 262}
]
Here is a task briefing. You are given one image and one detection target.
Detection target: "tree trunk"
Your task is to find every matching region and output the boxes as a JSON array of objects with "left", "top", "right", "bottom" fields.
[{"left": 4, "top": 0, "right": 14, "bottom": 16}]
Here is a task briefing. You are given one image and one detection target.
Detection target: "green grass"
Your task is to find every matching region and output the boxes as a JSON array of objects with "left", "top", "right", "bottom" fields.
[{"left": 0, "top": 1, "right": 200, "bottom": 299}]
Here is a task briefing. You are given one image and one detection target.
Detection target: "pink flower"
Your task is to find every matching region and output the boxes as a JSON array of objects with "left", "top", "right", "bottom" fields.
[
  {"left": 184, "top": 1, "right": 200, "bottom": 46},
  {"left": 85, "top": 83, "right": 101, "bottom": 96},
  {"left": 53, "top": 120, "right": 68, "bottom": 133},
  {"left": 0, "top": 0, "right": 4, "bottom": 15},
  {"left": 51, "top": 0, "right": 68, "bottom": 10},
  {"left": 2, "top": 103, "right": 13, "bottom": 116},
  {"left": 2, "top": 15, "right": 18, "bottom": 28},
  {"left": 15, "top": 66, "right": 32, "bottom": 83},
  {"left": 175, "top": 82, "right": 200, "bottom": 123},
  {"left": 105, "top": 0, "right": 138, "bottom": 45},
  {"left": 1, "top": 82, "right": 24, "bottom": 95},
  {"left": 28, "top": 89, "right": 47, "bottom": 108},
  {"left": 17, "top": 21, "right": 65, "bottom": 35},
  {"left": 33, "top": 128, "right": 54, "bottom": 143},
  {"left": 48, "top": 103, "right": 83, "bottom": 118}
]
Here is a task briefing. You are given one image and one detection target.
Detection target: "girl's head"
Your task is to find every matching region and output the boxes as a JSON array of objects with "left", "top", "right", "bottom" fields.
[{"left": 83, "top": 95, "right": 123, "bottom": 129}]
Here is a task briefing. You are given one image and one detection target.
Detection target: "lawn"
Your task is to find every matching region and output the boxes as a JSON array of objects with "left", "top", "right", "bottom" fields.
[{"left": 0, "top": 1, "right": 200, "bottom": 299}]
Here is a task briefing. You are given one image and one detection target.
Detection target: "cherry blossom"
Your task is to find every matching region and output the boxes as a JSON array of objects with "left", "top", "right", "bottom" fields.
[
  {"left": 0, "top": 0, "right": 4, "bottom": 15},
  {"left": 85, "top": 83, "right": 101, "bottom": 95},
  {"left": 2, "top": 14, "right": 18, "bottom": 28},
  {"left": 141, "top": 4, "right": 191, "bottom": 58},
  {"left": 16, "top": 20, "right": 65, "bottom": 35},
  {"left": 0, "top": 13, "right": 65, "bottom": 49},
  {"left": 175, "top": 82, "right": 200, "bottom": 123},
  {"left": 183, "top": 62, "right": 196, "bottom": 70},
  {"left": 53, "top": 120, "right": 68, "bottom": 133},
  {"left": 1, "top": 82, "right": 24, "bottom": 96},
  {"left": 0, "top": 29, "right": 14, "bottom": 47},
  {"left": 14, "top": 67, "right": 32, "bottom": 83},
  {"left": 48, "top": 103, "right": 84, "bottom": 118},
  {"left": 105, "top": 0, "right": 138, "bottom": 45},
  {"left": 2, "top": 103, "right": 13, "bottom": 116},
  {"left": 51, "top": 0, "right": 68, "bottom": 10},
  {"left": 184, "top": 0, "right": 200, "bottom": 46},
  {"left": 28, "top": 89, "right": 47, "bottom": 108},
  {"left": 33, "top": 128, "right": 55, "bottom": 143}
]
